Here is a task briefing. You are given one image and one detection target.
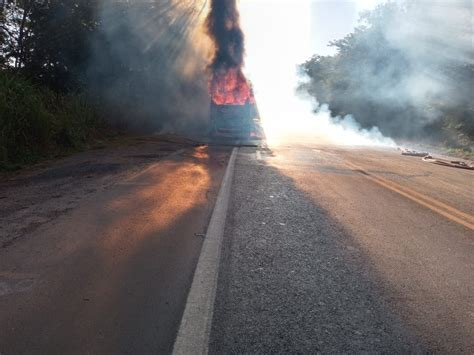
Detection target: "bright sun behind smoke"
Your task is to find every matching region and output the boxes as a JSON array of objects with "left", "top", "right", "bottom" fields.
[{"left": 239, "top": 0, "right": 395, "bottom": 147}]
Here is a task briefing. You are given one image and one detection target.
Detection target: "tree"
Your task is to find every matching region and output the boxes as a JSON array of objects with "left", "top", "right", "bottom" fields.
[
  {"left": 22, "top": 0, "right": 99, "bottom": 91},
  {"left": 300, "top": 2, "right": 473, "bottom": 147},
  {"left": 1, "top": 0, "right": 29, "bottom": 69}
]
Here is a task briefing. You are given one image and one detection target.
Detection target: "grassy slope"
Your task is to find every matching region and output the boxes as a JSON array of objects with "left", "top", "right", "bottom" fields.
[{"left": 0, "top": 72, "right": 112, "bottom": 170}]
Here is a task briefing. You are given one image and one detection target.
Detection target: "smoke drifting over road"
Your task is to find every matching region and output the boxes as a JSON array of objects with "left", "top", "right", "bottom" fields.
[
  {"left": 239, "top": 1, "right": 472, "bottom": 148},
  {"left": 205, "top": 0, "right": 245, "bottom": 71},
  {"left": 239, "top": 1, "right": 396, "bottom": 147},
  {"left": 301, "top": 0, "right": 473, "bottom": 146},
  {"left": 87, "top": 0, "right": 211, "bottom": 133}
]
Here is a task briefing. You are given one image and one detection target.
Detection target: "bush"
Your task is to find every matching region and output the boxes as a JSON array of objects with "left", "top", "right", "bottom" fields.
[{"left": 0, "top": 72, "right": 105, "bottom": 170}]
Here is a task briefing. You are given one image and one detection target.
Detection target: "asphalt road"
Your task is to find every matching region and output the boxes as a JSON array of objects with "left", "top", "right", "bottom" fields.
[
  {"left": 1, "top": 141, "right": 472, "bottom": 354},
  {"left": 0, "top": 139, "right": 232, "bottom": 354},
  {"left": 210, "top": 144, "right": 473, "bottom": 353}
]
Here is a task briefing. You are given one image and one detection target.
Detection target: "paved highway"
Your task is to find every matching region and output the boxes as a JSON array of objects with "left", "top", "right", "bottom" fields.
[
  {"left": 0, "top": 141, "right": 472, "bottom": 353},
  {"left": 210, "top": 144, "right": 473, "bottom": 353}
]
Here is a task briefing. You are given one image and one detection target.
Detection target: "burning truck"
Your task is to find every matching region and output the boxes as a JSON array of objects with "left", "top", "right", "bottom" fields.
[
  {"left": 209, "top": 68, "right": 264, "bottom": 142},
  {"left": 204, "top": 0, "right": 263, "bottom": 142}
]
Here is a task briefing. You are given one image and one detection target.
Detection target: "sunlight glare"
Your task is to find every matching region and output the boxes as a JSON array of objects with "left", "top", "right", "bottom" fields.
[{"left": 239, "top": 0, "right": 394, "bottom": 147}]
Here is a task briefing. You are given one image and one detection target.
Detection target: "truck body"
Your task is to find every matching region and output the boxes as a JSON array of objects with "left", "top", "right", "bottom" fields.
[{"left": 209, "top": 101, "right": 264, "bottom": 142}]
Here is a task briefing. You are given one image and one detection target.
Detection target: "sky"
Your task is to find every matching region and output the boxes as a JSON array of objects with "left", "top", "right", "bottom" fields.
[
  {"left": 238, "top": 0, "right": 395, "bottom": 146},
  {"left": 240, "top": 0, "right": 385, "bottom": 74}
]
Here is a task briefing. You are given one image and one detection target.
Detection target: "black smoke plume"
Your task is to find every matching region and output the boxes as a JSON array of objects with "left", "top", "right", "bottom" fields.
[{"left": 205, "top": 0, "right": 245, "bottom": 71}]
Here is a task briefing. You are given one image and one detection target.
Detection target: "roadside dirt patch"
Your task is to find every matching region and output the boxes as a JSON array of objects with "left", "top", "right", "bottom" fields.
[{"left": 0, "top": 135, "right": 201, "bottom": 248}]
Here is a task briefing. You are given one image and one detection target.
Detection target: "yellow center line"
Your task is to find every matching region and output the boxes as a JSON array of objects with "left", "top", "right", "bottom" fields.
[{"left": 345, "top": 161, "right": 474, "bottom": 231}]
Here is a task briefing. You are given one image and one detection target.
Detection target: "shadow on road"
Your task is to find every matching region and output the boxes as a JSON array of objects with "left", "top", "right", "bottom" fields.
[{"left": 210, "top": 146, "right": 472, "bottom": 353}]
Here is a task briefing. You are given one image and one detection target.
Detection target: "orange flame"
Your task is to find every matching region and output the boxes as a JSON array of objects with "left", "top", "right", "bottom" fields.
[{"left": 209, "top": 68, "right": 255, "bottom": 105}]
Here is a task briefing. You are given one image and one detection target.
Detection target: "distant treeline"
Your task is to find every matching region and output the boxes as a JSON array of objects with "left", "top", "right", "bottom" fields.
[
  {"left": 300, "top": 2, "right": 473, "bottom": 151},
  {"left": 0, "top": 0, "right": 208, "bottom": 169}
]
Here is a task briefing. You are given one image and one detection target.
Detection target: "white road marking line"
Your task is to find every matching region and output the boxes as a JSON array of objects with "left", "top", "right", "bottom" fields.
[{"left": 172, "top": 148, "right": 238, "bottom": 355}]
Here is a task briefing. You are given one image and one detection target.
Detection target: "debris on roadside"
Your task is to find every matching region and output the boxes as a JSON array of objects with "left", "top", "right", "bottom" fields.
[
  {"left": 398, "top": 147, "right": 474, "bottom": 170},
  {"left": 399, "top": 148, "right": 429, "bottom": 157},
  {"left": 422, "top": 156, "right": 474, "bottom": 170}
]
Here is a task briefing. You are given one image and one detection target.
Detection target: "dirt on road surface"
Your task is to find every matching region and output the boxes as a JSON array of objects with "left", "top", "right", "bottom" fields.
[{"left": 0, "top": 135, "right": 204, "bottom": 248}]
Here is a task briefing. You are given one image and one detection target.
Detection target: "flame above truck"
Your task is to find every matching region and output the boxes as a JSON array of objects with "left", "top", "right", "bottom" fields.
[{"left": 209, "top": 68, "right": 255, "bottom": 106}]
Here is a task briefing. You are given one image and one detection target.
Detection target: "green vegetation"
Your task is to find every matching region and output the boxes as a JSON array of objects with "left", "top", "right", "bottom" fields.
[
  {"left": 1, "top": 0, "right": 207, "bottom": 170},
  {"left": 300, "top": 2, "right": 473, "bottom": 152},
  {"left": 0, "top": 0, "right": 109, "bottom": 170},
  {"left": 0, "top": 71, "right": 106, "bottom": 170}
]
